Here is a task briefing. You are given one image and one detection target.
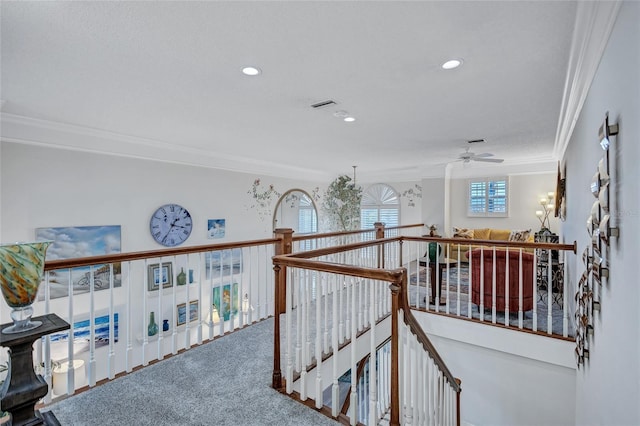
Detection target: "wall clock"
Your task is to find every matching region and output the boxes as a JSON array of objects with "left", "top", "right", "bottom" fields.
[{"left": 150, "top": 203, "right": 193, "bottom": 247}]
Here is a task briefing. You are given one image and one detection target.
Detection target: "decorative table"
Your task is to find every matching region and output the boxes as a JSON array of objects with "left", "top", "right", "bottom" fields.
[{"left": 0, "top": 314, "right": 69, "bottom": 426}]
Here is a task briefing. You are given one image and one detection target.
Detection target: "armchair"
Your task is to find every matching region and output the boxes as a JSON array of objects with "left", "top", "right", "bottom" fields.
[{"left": 467, "top": 249, "right": 535, "bottom": 312}]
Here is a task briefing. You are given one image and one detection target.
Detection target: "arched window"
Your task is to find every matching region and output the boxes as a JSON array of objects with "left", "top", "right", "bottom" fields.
[{"left": 360, "top": 183, "right": 400, "bottom": 229}]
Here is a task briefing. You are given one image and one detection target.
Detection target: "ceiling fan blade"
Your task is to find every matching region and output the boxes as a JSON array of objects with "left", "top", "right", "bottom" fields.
[
  {"left": 473, "top": 157, "right": 504, "bottom": 163},
  {"left": 474, "top": 153, "right": 494, "bottom": 158}
]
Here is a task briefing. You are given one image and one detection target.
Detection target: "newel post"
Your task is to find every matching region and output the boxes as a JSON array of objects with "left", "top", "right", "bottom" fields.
[
  {"left": 272, "top": 228, "right": 293, "bottom": 391},
  {"left": 389, "top": 279, "right": 401, "bottom": 426},
  {"left": 375, "top": 222, "right": 385, "bottom": 268},
  {"left": 274, "top": 228, "right": 293, "bottom": 316}
]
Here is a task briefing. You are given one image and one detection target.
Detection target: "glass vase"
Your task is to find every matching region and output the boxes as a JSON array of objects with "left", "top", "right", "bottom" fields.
[
  {"left": 148, "top": 311, "right": 158, "bottom": 336},
  {"left": 0, "top": 241, "right": 52, "bottom": 334}
]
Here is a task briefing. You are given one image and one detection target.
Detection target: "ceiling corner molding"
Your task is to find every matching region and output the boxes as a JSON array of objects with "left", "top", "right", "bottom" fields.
[
  {"left": 0, "top": 113, "right": 330, "bottom": 181},
  {"left": 553, "top": 1, "right": 622, "bottom": 160}
]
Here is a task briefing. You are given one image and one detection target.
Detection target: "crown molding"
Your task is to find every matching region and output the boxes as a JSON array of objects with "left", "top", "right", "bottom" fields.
[
  {"left": 0, "top": 113, "right": 331, "bottom": 181},
  {"left": 553, "top": 1, "right": 622, "bottom": 160}
]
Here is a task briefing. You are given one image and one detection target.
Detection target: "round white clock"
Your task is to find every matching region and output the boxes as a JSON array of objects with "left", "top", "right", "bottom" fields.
[{"left": 150, "top": 203, "right": 193, "bottom": 247}]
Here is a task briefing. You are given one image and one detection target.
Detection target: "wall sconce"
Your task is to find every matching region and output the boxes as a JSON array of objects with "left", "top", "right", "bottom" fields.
[
  {"left": 598, "top": 113, "right": 619, "bottom": 150},
  {"left": 535, "top": 192, "right": 554, "bottom": 231}
]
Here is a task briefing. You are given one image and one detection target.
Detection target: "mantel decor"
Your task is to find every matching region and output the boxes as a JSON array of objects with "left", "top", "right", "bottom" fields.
[
  {"left": 0, "top": 241, "right": 51, "bottom": 334},
  {"left": 576, "top": 112, "right": 620, "bottom": 366}
]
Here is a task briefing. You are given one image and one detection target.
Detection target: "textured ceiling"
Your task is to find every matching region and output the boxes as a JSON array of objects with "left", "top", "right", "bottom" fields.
[{"left": 0, "top": 1, "right": 578, "bottom": 181}]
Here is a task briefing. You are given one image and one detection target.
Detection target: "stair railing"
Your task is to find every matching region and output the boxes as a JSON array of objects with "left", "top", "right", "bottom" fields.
[{"left": 272, "top": 236, "right": 462, "bottom": 425}]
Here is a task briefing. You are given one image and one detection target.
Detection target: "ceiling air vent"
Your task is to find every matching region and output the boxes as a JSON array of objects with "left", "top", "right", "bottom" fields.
[
  {"left": 311, "top": 100, "right": 337, "bottom": 109},
  {"left": 467, "top": 139, "right": 485, "bottom": 144}
]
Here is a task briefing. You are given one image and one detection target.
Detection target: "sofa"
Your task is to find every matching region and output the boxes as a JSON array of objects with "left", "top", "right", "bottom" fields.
[
  {"left": 467, "top": 248, "right": 535, "bottom": 312},
  {"left": 444, "top": 227, "right": 534, "bottom": 262}
]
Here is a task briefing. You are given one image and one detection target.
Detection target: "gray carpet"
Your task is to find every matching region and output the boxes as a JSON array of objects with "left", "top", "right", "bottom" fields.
[{"left": 43, "top": 318, "right": 338, "bottom": 426}]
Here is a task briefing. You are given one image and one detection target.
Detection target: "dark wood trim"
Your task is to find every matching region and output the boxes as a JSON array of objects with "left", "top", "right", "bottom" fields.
[
  {"left": 403, "top": 235, "right": 576, "bottom": 253},
  {"left": 273, "top": 255, "right": 404, "bottom": 282},
  {"left": 44, "top": 237, "right": 280, "bottom": 270},
  {"left": 341, "top": 354, "right": 370, "bottom": 415},
  {"left": 290, "top": 223, "right": 424, "bottom": 242},
  {"left": 455, "top": 378, "right": 462, "bottom": 426}
]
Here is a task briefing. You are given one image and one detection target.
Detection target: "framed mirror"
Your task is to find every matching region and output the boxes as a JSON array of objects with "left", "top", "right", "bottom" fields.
[{"left": 272, "top": 189, "right": 318, "bottom": 234}]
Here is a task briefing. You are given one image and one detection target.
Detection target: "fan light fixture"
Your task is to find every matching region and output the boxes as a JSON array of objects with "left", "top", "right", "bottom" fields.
[
  {"left": 242, "top": 66, "right": 261, "bottom": 76},
  {"left": 442, "top": 59, "right": 463, "bottom": 70}
]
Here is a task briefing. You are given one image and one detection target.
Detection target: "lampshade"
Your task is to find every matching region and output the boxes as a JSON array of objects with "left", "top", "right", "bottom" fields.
[{"left": 52, "top": 359, "right": 86, "bottom": 395}]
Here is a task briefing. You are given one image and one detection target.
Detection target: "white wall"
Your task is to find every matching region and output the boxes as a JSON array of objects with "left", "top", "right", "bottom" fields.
[
  {"left": 421, "top": 177, "right": 445, "bottom": 234},
  {"left": 417, "top": 313, "right": 576, "bottom": 426},
  {"left": 448, "top": 173, "right": 559, "bottom": 236},
  {"left": 562, "top": 2, "right": 640, "bottom": 424},
  {"left": 0, "top": 142, "right": 324, "bottom": 247}
]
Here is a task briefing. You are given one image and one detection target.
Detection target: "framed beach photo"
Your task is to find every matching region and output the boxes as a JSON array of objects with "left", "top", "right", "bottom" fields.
[
  {"left": 147, "top": 263, "right": 173, "bottom": 291},
  {"left": 177, "top": 300, "right": 199, "bottom": 326}
]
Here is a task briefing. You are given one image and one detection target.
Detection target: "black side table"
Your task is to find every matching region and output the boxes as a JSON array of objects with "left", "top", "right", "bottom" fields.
[{"left": 0, "top": 314, "right": 70, "bottom": 426}]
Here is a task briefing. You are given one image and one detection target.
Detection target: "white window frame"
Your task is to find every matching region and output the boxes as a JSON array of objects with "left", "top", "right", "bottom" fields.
[
  {"left": 467, "top": 177, "right": 509, "bottom": 217},
  {"left": 361, "top": 183, "right": 400, "bottom": 229}
]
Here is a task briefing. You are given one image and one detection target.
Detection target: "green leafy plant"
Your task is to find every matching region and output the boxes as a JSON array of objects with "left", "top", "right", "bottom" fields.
[{"left": 322, "top": 175, "right": 363, "bottom": 231}]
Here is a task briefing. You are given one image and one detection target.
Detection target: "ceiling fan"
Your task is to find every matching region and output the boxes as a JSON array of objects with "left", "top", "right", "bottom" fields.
[{"left": 457, "top": 148, "right": 504, "bottom": 163}]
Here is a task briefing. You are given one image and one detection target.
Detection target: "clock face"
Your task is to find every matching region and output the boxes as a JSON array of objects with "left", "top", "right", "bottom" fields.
[{"left": 150, "top": 204, "right": 193, "bottom": 247}]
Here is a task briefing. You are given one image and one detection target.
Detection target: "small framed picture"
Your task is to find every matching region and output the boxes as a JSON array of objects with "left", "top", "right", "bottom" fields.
[
  {"left": 177, "top": 300, "right": 199, "bottom": 326},
  {"left": 147, "top": 263, "right": 173, "bottom": 291},
  {"left": 207, "top": 219, "right": 226, "bottom": 239}
]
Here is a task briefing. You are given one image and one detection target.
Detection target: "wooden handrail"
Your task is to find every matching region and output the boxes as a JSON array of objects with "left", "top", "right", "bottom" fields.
[
  {"left": 403, "top": 235, "right": 577, "bottom": 253},
  {"left": 291, "top": 223, "right": 424, "bottom": 242},
  {"left": 43, "top": 237, "right": 280, "bottom": 270}
]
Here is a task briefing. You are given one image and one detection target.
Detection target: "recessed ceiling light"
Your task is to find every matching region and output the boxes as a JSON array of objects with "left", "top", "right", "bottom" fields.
[
  {"left": 242, "top": 66, "right": 261, "bottom": 76},
  {"left": 442, "top": 59, "right": 463, "bottom": 70},
  {"left": 344, "top": 117, "right": 355, "bottom": 122}
]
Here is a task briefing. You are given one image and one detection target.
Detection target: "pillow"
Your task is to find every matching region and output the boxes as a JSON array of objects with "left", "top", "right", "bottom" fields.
[
  {"left": 453, "top": 227, "right": 474, "bottom": 239},
  {"left": 473, "top": 228, "right": 491, "bottom": 240},
  {"left": 508, "top": 229, "right": 531, "bottom": 242}
]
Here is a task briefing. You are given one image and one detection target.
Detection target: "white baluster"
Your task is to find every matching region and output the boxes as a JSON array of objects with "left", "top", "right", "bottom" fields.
[
  {"left": 315, "top": 270, "right": 323, "bottom": 409},
  {"left": 108, "top": 264, "right": 115, "bottom": 379},
  {"left": 350, "top": 278, "right": 357, "bottom": 426},
  {"left": 368, "top": 281, "right": 377, "bottom": 426},
  {"left": 331, "top": 274, "right": 340, "bottom": 417},
  {"left": 286, "top": 267, "right": 293, "bottom": 395},
  {"left": 88, "top": 265, "right": 96, "bottom": 387},
  {"left": 125, "top": 262, "right": 133, "bottom": 373},
  {"left": 504, "top": 247, "right": 510, "bottom": 326}
]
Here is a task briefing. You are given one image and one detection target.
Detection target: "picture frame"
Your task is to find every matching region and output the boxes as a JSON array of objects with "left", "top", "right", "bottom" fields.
[
  {"left": 177, "top": 300, "right": 199, "bottom": 326},
  {"left": 147, "top": 263, "right": 173, "bottom": 291},
  {"left": 212, "top": 282, "right": 239, "bottom": 321},
  {"left": 35, "top": 225, "right": 122, "bottom": 301}
]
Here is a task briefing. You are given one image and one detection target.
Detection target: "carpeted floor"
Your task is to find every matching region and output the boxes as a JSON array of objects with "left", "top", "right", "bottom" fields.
[{"left": 43, "top": 318, "right": 338, "bottom": 426}]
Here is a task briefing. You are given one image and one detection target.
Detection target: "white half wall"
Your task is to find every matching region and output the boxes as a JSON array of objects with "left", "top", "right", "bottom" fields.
[{"left": 416, "top": 312, "right": 576, "bottom": 426}]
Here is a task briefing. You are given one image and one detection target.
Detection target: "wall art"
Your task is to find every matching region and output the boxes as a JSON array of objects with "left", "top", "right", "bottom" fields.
[
  {"left": 207, "top": 219, "right": 226, "bottom": 239},
  {"left": 205, "top": 248, "right": 243, "bottom": 279},
  {"left": 47, "top": 312, "right": 119, "bottom": 361},
  {"left": 212, "top": 282, "right": 239, "bottom": 321},
  {"left": 147, "top": 262, "right": 173, "bottom": 291},
  {"left": 177, "top": 300, "right": 199, "bottom": 326},
  {"left": 36, "top": 225, "right": 122, "bottom": 300}
]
